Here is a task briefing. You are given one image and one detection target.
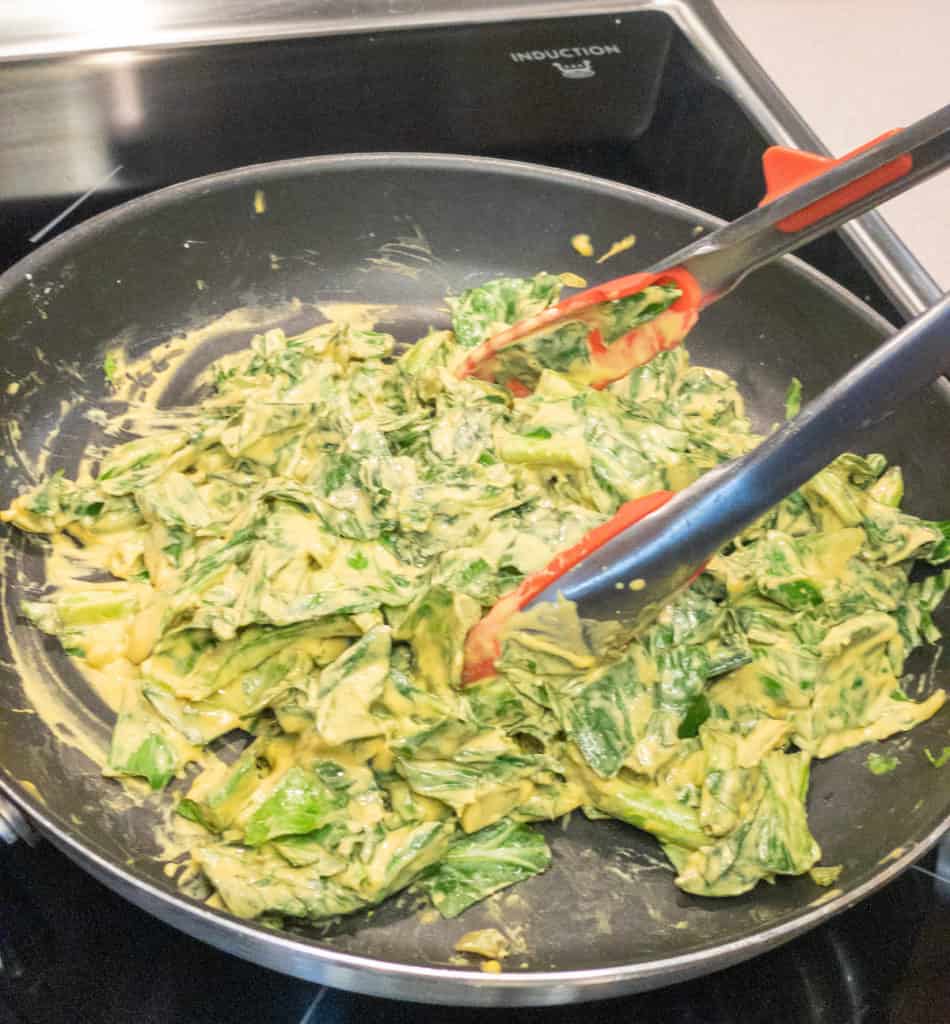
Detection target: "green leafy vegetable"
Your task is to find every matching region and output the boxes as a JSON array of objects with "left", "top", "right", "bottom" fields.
[
  {"left": 448, "top": 273, "right": 562, "bottom": 349},
  {"left": 103, "top": 351, "right": 119, "bottom": 384},
  {"left": 866, "top": 751, "right": 900, "bottom": 775},
  {"left": 785, "top": 377, "right": 802, "bottom": 420},
  {"left": 420, "top": 819, "right": 551, "bottom": 917},
  {"left": 243, "top": 766, "right": 348, "bottom": 846},
  {"left": 4, "top": 274, "right": 947, "bottom": 929}
]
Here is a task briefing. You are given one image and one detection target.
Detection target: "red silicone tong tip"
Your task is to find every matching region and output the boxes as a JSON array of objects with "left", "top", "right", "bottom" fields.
[
  {"left": 461, "top": 490, "right": 675, "bottom": 684},
  {"left": 455, "top": 266, "right": 705, "bottom": 386},
  {"left": 759, "top": 130, "right": 912, "bottom": 232},
  {"left": 662, "top": 266, "right": 705, "bottom": 312}
]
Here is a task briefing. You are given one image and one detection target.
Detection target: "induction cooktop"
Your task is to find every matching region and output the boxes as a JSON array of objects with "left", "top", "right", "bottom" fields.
[{"left": 1, "top": 3, "right": 947, "bottom": 1022}]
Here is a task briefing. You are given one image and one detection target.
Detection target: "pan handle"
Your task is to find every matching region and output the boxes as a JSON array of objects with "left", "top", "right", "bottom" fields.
[{"left": 0, "top": 793, "right": 37, "bottom": 846}]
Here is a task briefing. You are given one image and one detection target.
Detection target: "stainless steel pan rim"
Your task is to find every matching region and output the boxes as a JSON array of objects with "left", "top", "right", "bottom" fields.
[
  {"left": 1, "top": 152, "right": 947, "bottom": 1006},
  {"left": 5, "top": 774, "right": 948, "bottom": 1004}
]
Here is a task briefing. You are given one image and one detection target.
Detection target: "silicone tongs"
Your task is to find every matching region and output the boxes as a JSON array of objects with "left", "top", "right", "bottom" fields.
[{"left": 462, "top": 104, "right": 950, "bottom": 683}]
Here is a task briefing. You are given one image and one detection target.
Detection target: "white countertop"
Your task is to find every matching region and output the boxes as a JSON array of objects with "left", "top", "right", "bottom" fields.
[{"left": 716, "top": 0, "right": 949, "bottom": 291}]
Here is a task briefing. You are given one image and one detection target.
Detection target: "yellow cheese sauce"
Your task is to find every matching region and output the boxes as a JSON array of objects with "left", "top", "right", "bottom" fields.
[
  {"left": 596, "top": 234, "right": 637, "bottom": 264},
  {"left": 2, "top": 268, "right": 948, "bottom": 930}
]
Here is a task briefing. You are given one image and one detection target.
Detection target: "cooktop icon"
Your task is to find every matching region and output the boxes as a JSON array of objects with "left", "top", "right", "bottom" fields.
[{"left": 553, "top": 59, "right": 595, "bottom": 79}]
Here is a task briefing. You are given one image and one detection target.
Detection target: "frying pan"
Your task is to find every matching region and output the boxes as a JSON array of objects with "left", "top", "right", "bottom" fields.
[{"left": 1, "top": 154, "right": 948, "bottom": 1006}]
